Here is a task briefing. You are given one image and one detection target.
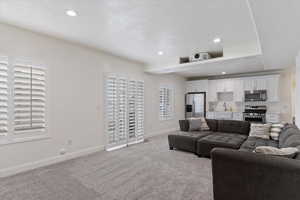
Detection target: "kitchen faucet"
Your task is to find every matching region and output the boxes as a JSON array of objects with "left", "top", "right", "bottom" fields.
[{"left": 223, "top": 102, "right": 227, "bottom": 111}]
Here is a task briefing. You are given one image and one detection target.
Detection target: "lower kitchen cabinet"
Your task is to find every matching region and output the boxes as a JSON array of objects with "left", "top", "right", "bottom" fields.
[
  {"left": 206, "top": 112, "right": 215, "bottom": 119},
  {"left": 232, "top": 112, "right": 244, "bottom": 121}
]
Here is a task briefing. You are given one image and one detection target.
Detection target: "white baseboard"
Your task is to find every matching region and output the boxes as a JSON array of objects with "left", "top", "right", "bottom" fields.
[
  {"left": 146, "top": 128, "right": 179, "bottom": 138},
  {"left": 0, "top": 145, "right": 105, "bottom": 178},
  {"left": 0, "top": 129, "right": 178, "bottom": 178}
]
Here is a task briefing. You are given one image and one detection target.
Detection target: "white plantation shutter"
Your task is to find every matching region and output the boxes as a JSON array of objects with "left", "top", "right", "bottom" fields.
[
  {"left": 105, "top": 75, "right": 144, "bottom": 150},
  {"left": 160, "top": 87, "right": 173, "bottom": 120},
  {"left": 135, "top": 81, "right": 144, "bottom": 141},
  {"left": 116, "top": 77, "right": 127, "bottom": 142},
  {"left": 0, "top": 61, "right": 9, "bottom": 136},
  {"left": 127, "top": 80, "right": 136, "bottom": 141},
  {"left": 105, "top": 76, "right": 128, "bottom": 149},
  {"left": 106, "top": 76, "right": 118, "bottom": 145},
  {"left": 14, "top": 64, "right": 46, "bottom": 133}
]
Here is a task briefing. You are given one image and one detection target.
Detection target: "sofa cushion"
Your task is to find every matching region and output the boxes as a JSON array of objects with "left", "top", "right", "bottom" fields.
[
  {"left": 179, "top": 120, "right": 189, "bottom": 132},
  {"left": 279, "top": 124, "right": 300, "bottom": 148},
  {"left": 217, "top": 120, "right": 250, "bottom": 135},
  {"left": 196, "top": 133, "right": 248, "bottom": 157},
  {"left": 206, "top": 119, "right": 218, "bottom": 132},
  {"left": 168, "top": 131, "right": 212, "bottom": 153},
  {"left": 239, "top": 137, "right": 279, "bottom": 152}
]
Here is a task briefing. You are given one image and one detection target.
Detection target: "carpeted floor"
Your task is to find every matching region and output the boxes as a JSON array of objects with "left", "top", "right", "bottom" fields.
[{"left": 0, "top": 133, "right": 213, "bottom": 200}]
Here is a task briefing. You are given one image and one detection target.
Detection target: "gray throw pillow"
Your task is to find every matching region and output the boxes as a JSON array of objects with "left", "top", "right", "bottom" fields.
[
  {"left": 189, "top": 119, "right": 202, "bottom": 131},
  {"left": 249, "top": 123, "right": 271, "bottom": 139},
  {"left": 254, "top": 146, "right": 298, "bottom": 158},
  {"left": 188, "top": 117, "right": 210, "bottom": 131}
]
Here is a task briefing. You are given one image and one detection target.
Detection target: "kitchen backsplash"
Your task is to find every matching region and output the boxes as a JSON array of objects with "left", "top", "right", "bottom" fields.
[{"left": 209, "top": 101, "right": 288, "bottom": 114}]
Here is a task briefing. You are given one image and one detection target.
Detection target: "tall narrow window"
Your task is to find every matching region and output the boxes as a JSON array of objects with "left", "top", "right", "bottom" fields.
[
  {"left": 105, "top": 76, "right": 118, "bottom": 145},
  {"left": 105, "top": 75, "right": 144, "bottom": 151},
  {"left": 127, "top": 80, "right": 136, "bottom": 142},
  {"left": 0, "top": 60, "right": 8, "bottom": 136},
  {"left": 13, "top": 64, "right": 46, "bottom": 133},
  {"left": 135, "top": 81, "right": 144, "bottom": 141},
  {"left": 160, "top": 87, "right": 173, "bottom": 120}
]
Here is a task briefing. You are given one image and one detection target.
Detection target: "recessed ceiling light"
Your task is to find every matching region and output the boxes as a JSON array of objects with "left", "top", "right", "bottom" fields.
[
  {"left": 213, "top": 37, "right": 221, "bottom": 43},
  {"left": 66, "top": 10, "right": 78, "bottom": 17},
  {"left": 158, "top": 51, "right": 164, "bottom": 55},
  {"left": 222, "top": 71, "right": 226, "bottom": 75}
]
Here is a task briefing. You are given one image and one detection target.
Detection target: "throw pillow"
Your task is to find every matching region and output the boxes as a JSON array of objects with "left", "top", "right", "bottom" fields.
[
  {"left": 270, "top": 123, "right": 284, "bottom": 141},
  {"left": 254, "top": 146, "right": 298, "bottom": 158},
  {"left": 188, "top": 119, "right": 202, "bottom": 131},
  {"left": 249, "top": 123, "right": 271, "bottom": 139},
  {"left": 270, "top": 132, "right": 280, "bottom": 141},
  {"left": 199, "top": 117, "right": 210, "bottom": 131}
]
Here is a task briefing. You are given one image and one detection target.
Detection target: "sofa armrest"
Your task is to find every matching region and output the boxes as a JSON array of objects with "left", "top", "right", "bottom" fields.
[{"left": 211, "top": 148, "right": 300, "bottom": 200}]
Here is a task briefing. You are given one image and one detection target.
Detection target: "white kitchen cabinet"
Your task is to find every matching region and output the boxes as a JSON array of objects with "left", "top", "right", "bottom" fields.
[
  {"left": 215, "top": 112, "right": 233, "bottom": 120},
  {"left": 233, "top": 112, "right": 243, "bottom": 121},
  {"left": 224, "top": 79, "right": 234, "bottom": 92},
  {"left": 208, "top": 80, "right": 218, "bottom": 102},
  {"left": 243, "top": 78, "right": 254, "bottom": 91},
  {"left": 216, "top": 79, "right": 234, "bottom": 92},
  {"left": 206, "top": 112, "right": 215, "bottom": 119},
  {"left": 266, "top": 113, "right": 280, "bottom": 123},
  {"left": 255, "top": 78, "right": 267, "bottom": 90},
  {"left": 186, "top": 80, "right": 208, "bottom": 93},
  {"left": 243, "top": 77, "right": 267, "bottom": 91},
  {"left": 266, "top": 75, "right": 280, "bottom": 102},
  {"left": 233, "top": 78, "right": 244, "bottom": 102}
]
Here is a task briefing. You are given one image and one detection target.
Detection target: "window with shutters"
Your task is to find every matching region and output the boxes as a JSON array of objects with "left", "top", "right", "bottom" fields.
[
  {"left": 13, "top": 64, "right": 46, "bottom": 133},
  {"left": 159, "top": 86, "right": 173, "bottom": 120},
  {"left": 0, "top": 58, "right": 48, "bottom": 145},
  {"left": 135, "top": 81, "right": 144, "bottom": 141},
  {"left": 0, "top": 60, "right": 8, "bottom": 137},
  {"left": 105, "top": 75, "right": 144, "bottom": 151}
]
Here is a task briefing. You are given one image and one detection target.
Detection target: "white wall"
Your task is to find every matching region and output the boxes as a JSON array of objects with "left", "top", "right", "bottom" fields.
[
  {"left": 296, "top": 53, "right": 300, "bottom": 127},
  {"left": 0, "top": 23, "right": 185, "bottom": 176}
]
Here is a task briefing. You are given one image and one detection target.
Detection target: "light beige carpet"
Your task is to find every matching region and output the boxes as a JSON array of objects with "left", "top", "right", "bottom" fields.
[{"left": 0, "top": 133, "right": 213, "bottom": 200}]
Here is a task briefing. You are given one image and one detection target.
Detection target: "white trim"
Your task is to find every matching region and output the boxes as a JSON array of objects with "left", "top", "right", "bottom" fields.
[
  {"left": 0, "top": 145, "right": 105, "bottom": 178},
  {"left": 105, "top": 144, "right": 127, "bottom": 151},
  {"left": 0, "top": 134, "right": 50, "bottom": 146},
  {"left": 128, "top": 138, "right": 144, "bottom": 146}
]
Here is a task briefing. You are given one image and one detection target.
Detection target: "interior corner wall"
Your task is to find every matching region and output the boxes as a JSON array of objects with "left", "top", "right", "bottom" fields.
[
  {"left": 296, "top": 54, "right": 300, "bottom": 127},
  {"left": 278, "top": 67, "right": 296, "bottom": 123},
  {"left": 0, "top": 23, "right": 185, "bottom": 175}
]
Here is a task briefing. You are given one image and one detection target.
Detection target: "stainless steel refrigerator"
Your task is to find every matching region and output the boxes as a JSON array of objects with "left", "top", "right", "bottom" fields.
[{"left": 185, "top": 92, "right": 206, "bottom": 119}]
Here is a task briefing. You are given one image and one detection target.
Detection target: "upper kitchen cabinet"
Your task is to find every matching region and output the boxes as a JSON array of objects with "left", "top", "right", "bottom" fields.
[
  {"left": 266, "top": 75, "right": 280, "bottom": 102},
  {"left": 208, "top": 80, "right": 218, "bottom": 102},
  {"left": 233, "top": 78, "right": 244, "bottom": 102},
  {"left": 186, "top": 80, "right": 208, "bottom": 93},
  {"left": 243, "top": 77, "right": 267, "bottom": 91},
  {"left": 243, "top": 75, "right": 280, "bottom": 102},
  {"left": 216, "top": 79, "right": 234, "bottom": 92}
]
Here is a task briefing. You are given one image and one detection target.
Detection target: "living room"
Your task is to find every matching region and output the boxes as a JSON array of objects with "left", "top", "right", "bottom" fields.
[{"left": 0, "top": 0, "right": 299, "bottom": 200}]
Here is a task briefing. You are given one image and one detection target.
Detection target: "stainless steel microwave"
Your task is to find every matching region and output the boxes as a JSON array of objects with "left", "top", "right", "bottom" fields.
[{"left": 244, "top": 90, "right": 267, "bottom": 102}]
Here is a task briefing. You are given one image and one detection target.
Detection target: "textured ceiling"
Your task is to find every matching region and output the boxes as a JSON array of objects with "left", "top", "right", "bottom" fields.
[
  {"left": 0, "top": 0, "right": 298, "bottom": 77},
  {"left": 249, "top": 0, "right": 300, "bottom": 69},
  {"left": 0, "top": 0, "right": 259, "bottom": 67}
]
